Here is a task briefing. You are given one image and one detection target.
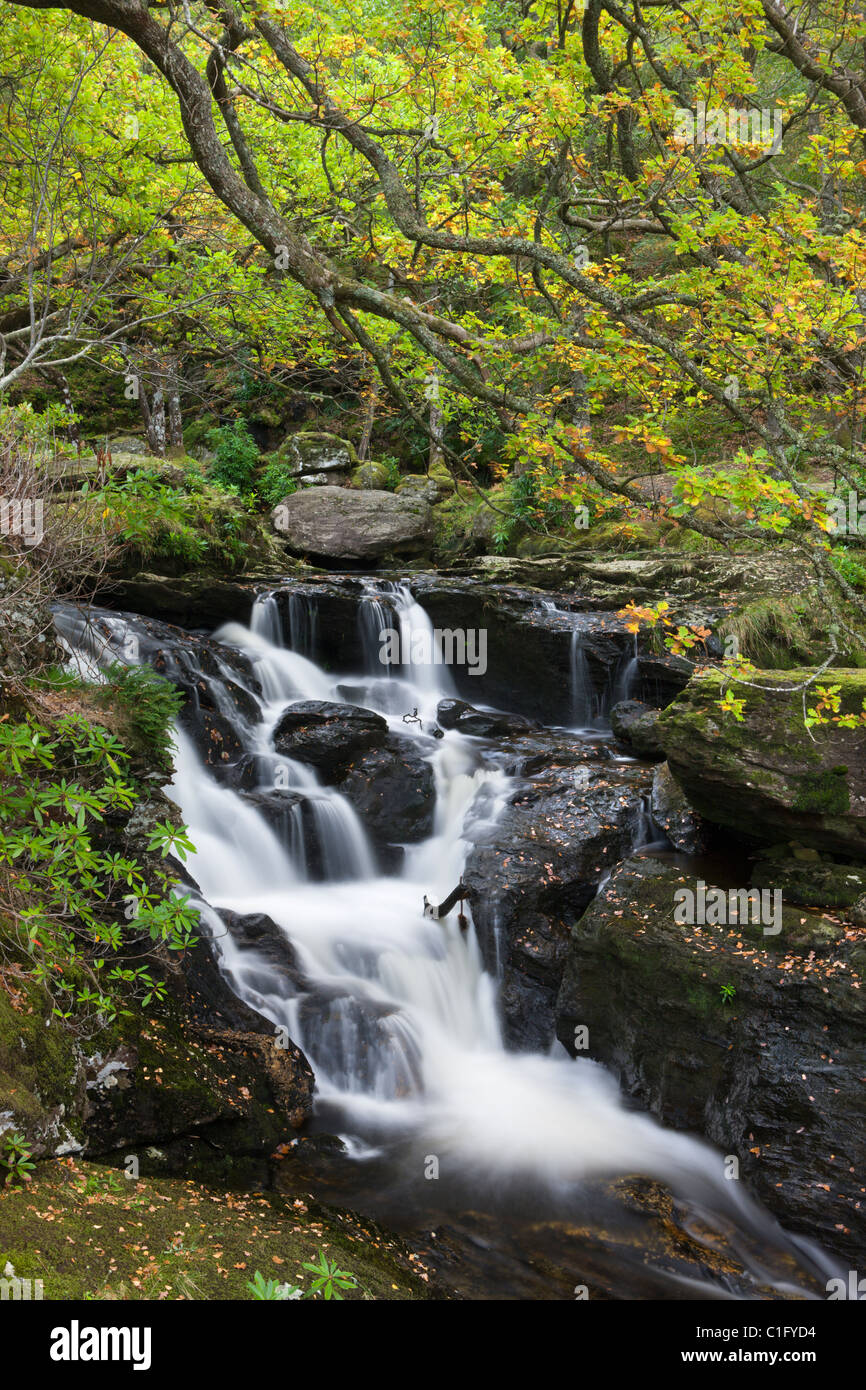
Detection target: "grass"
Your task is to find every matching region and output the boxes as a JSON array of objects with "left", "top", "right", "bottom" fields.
[{"left": 716, "top": 594, "right": 820, "bottom": 668}]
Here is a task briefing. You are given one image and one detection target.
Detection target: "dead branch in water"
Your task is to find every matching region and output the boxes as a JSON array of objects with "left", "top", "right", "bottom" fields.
[{"left": 423, "top": 881, "right": 473, "bottom": 924}]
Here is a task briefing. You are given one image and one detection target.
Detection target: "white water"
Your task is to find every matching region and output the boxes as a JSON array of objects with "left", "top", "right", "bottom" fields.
[{"left": 56, "top": 587, "right": 840, "bottom": 1294}]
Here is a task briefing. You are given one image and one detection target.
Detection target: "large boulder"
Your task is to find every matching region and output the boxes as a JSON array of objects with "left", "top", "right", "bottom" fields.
[
  {"left": 657, "top": 668, "right": 866, "bottom": 856},
  {"left": 271, "top": 485, "right": 434, "bottom": 564},
  {"left": 272, "top": 701, "right": 387, "bottom": 779},
  {"left": 335, "top": 735, "right": 436, "bottom": 848},
  {"left": 555, "top": 856, "right": 866, "bottom": 1265}
]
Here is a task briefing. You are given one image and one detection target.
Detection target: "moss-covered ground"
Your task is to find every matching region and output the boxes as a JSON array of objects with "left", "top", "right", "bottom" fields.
[{"left": 0, "top": 1159, "right": 436, "bottom": 1300}]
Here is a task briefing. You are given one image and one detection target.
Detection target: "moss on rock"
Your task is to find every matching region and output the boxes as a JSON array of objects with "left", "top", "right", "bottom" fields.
[{"left": 657, "top": 668, "right": 866, "bottom": 856}]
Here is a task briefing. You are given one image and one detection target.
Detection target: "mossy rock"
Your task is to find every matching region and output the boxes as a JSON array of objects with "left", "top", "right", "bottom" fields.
[
  {"left": 351, "top": 461, "right": 389, "bottom": 490},
  {"left": 248, "top": 405, "right": 282, "bottom": 430},
  {"left": 0, "top": 978, "right": 86, "bottom": 1158},
  {"left": 396, "top": 474, "right": 441, "bottom": 502},
  {"left": 570, "top": 517, "right": 681, "bottom": 552},
  {"left": 272, "top": 432, "right": 357, "bottom": 477},
  {"left": 428, "top": 458, "right": 456, "bottom": 495},
  {"left": 752, "top": 858, "right": 866, "bottom": 908},
  {"left": 657, "top": 668, "right": 866, "bottom": 856},
  {"left": 107, "top": 434, "right": 149, "bottom": 455}
]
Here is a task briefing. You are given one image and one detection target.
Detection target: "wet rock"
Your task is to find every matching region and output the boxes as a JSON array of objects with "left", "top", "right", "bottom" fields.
[
  {"left": 609, "top": 700, "right": 664, "bottom": 759},
  {"left": 436, "top": 698, "right": 537, "bottom": 738},
  {"left": 84, "top": 910, "right": 315, "bottom": 1157},
  {"left": 464, "top": 761, "right": 651, "bottom": 1049},
  {"left": 84, "top": 1020, "right": 314, "bottom": 1156},
  {"left": 271, "top": 486, "right": 434, "bottom": 565},
  {"left": 555, "top": 856, "right": 866, "bottom": 1264},
  {"left": 1, "top": 924, "right": 315, "bottom": 1167},
  {"left": 752, "top": 857, "right": 866, "bottom": 909},
  {"left": 651, "top": 761, "right": 704, "bottom": 854},
  {"left": 658, "top": 667, "right": 866, "bottom": 856},
  {"left": 53, "top": 602, "right": 263, "bottom": 754},
  {"left": 336, "top": 735, "right": 436, "bottom": 847},
  {"left": 272, "top": 701, "right": 388, "bottom": 779},
  {"left": 217, "top": 909, "right": 307, "bottom": 988},
  {"left": 99, "top": 573, "right": 266, "bottom": 629}
]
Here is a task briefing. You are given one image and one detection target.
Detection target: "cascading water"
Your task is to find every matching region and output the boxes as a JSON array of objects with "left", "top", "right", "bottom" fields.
[
  {"left": 55, "top": 586, "right": 840, "bottom": 1297},
  {"left": 286, "top": 590, "right": 318, "bottom": 657},
  {"left": 359, "top": 580, "right": 456, "bottom": 716},
  {"left": 570, "top": 631, "right": 601, "bottom": 727},
  {"left": 540, "top": 601, "right": 604, "bottom": 729},
  {"left": 250, "top": 591, "right": 283, "bottom": 645},
  {"left": 612, "top": 631, "right": 641, "bottom": 706}
]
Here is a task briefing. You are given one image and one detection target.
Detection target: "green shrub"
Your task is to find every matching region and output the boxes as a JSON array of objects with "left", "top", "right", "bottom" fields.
[
  {"left": 85, "top": 468, "right": 251, "bottom": 571},
  {"left": 206, "top": 419, "right": 259, "bottom": 492},
  {"left": 830, "top": 544, "right": 866, "bottom": 591},
  {"left": 100, "top": 663, "right": 185, "bottom": 774},
  {"left": 492, "top": 469, "right": 570, "bottom": 552},
  {"left": 257, "top": 458, "right": 299, "bottom": 508},
  {"left": 380, "top": 455, "right": 402, "bottom": 491},
  {"left": 0, "top": 711, "right": 198, "bottom": 1025}
]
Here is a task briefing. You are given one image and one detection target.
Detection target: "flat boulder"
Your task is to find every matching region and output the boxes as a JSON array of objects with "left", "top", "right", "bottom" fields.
[
  {"left": 436, "top": 697, "right": 536, "bottom": 738},
  {"left": 272, "top": 485, "right": 433, "bottom": 563}
]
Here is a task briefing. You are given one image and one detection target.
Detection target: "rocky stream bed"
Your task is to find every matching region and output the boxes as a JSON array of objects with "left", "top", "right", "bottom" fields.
[{"left": 3, "top": 559, "right": 864, "bottom": 1299}]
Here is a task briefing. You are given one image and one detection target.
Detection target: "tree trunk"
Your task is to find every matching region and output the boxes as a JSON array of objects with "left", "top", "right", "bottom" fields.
[
  {"left": 167, "top": 355, "right": 183, "bottom": 450},
  {"left": 358, "top": 364, "right": 378, "bottom": 461}
]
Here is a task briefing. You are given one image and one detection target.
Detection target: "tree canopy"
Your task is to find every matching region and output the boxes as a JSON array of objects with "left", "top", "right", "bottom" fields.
[{"left": 3, "top": 0, "right": 866, "bottom": 631}]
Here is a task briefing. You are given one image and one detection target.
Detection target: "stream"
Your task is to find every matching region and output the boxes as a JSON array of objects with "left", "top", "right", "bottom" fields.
[{"left": 55, "top": 581, "right": 843, "bottom": 1300}]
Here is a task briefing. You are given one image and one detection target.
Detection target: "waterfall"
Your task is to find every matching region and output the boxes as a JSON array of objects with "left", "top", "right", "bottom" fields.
[
  {"left": 359, "top": 580, "right": 455, "bottom": 716},
  {"left": 541, "top": 601, "right": 602, "bottom": 729},
  {"left": 286, "top": 591, "right": 318, "bottom": 658},
  {"left": 632, "top": 792, "right": 670, "bottom": 854},
  {"left": 251, "top": 592, "right": 283, "bottom": 645},
  {"left": 357, "top": 586, "right": 395, "bottom": 676},
  {"left": 570, "top": 631, "right": 600, "bottom": 727},
  {"left": 56, "top": 586, "right": 841, "bottom": 1297},
  {"left": 612, "top": 633, "right": 640, "bottom": 706}
]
